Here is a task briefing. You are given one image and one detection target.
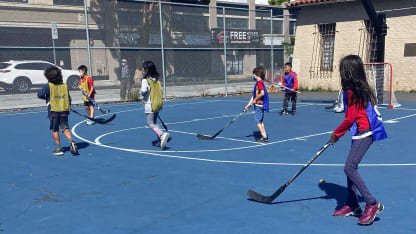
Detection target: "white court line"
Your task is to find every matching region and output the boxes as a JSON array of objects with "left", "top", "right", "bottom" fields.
[
  {"left": 385, "top": 113, "right": 416, "bottom": 122},
  {"left": 72, "top": 123, "right": 416, "bottom": 167},
  {"left": 70, "top": 102, "right": 416, "bottom": 166},
  {"left": 93, "top": 104, "right": 314, "bottom": 152},
  {"left": 168, "top": 129, "right": 263, "bottom": 145}
]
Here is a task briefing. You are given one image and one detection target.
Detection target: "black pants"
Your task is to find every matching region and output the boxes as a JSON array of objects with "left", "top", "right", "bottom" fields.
[{"left": 283, "top": 92, "right": 297, "bottom": 112}]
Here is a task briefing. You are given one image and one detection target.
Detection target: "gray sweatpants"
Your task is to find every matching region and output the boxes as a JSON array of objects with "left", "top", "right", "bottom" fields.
[
  {"left": 344, "top": 131, "right": 376, "bottom": 206},
  {"left": 146, "top": 112, "right": 163, "bottom": 138}
]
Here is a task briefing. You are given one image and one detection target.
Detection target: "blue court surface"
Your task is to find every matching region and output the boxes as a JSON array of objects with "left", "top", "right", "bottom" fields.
[{"left": 1, "top": 96, "right": 416, "bottom": 234}]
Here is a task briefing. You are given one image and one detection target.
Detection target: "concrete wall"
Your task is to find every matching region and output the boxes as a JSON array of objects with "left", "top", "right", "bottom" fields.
[{"left": 292, "top": 0, "right": 416, "bottom": 91}]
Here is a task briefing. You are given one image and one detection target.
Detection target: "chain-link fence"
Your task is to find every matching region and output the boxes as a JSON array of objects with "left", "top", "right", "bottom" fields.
[{"left": 0, "top": 0, "right": 295, "bottom": 109}]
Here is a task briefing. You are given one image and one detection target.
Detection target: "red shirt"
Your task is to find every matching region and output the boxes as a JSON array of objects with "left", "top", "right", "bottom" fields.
[
  {"left": 333, "top": 90, "right": 370, "bottom": 138},
  {"left": 255, "top": 81, "right": 264, "bottom": 105}
]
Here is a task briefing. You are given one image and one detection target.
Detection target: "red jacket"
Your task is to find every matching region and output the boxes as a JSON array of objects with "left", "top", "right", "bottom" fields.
[{"left": 333, "top": 90, "right": 370, "bottom": 138}]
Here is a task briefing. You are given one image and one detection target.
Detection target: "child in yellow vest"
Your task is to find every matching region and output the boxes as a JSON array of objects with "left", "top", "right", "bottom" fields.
[
  {"left": 37, "top": 66, "right": 78, "bottom": 156},
  {"left": 140, "top": 61, "right": 169, "bottom": 150},
  {"left": 78, "top": 65, "right": 95, "bottom": 125}
]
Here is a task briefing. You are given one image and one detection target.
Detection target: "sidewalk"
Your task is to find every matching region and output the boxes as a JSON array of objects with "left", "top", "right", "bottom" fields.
[{"left": 0, "top": 81, "right": 254, "bottom": 110}]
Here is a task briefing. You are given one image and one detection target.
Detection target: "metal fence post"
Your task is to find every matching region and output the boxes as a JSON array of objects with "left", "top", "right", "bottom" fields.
[
  {"left": 159, "top": 0, "right": 167, "bottom": 100},
  {"left": 222, "top": 7, "right": 228, "bottom": 96},
  {"left": 270, "top": 9, "right": 274, "bottom": 84},
  {"left": 83, "top": 0, "right": 92, "bottom": 75}
]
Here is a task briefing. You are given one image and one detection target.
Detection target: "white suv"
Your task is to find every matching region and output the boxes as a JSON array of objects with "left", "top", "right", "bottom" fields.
[{"left": 0, "top": 60, "right": 80, "bottom": 93}]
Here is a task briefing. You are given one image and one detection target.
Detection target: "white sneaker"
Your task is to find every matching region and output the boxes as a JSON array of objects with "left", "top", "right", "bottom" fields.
[
  {"left": 86, "top": 119, "right": 95, "bottom": 125},
  {"left": 334, "top": 104, "right": 344, "bottom": 113},
  {"left": 160, "top": 132, "right": 169, "bottom": 150}
]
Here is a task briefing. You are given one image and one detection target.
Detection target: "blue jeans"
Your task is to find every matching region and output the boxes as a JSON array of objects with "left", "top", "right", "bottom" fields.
[{"left": 254, "top": 106, "right": 264, "bottom": 124}]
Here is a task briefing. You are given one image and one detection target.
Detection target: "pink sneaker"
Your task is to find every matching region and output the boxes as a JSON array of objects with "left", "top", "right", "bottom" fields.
[
  {"left": 358, "top": 201, "right": 384, "bottom": 225},
  {"left": 333, "top": 204, "right": 362, "bottom": 217}
]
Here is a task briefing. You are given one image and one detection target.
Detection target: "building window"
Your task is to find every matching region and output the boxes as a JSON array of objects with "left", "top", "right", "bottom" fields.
[
  {"left": 227, "top": 53, "right": 243, "bottom": 75},
  {"left": 217, "top": 18, "right": 248, "bottom": 29},
  {"left": 289, "top": 21, "right": 296, "bottom": 35},
  {"left": 319, "top": 23, "right": 336, "bottom": 71}
]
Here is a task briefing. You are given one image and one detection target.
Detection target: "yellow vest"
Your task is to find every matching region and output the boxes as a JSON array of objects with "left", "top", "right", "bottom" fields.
[
  {"left": 49, "top": 82, "right": 70, "bottom": 112},
  {"left": 147, "top": 78, "right": 163, "bottom": 112},
  {"left": 80, "top": 76, "right": 91, "bottom": 102}
]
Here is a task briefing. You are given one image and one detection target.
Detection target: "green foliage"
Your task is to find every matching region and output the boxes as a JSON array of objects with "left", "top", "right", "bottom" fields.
[
  {"left": 268, "top": 0, "right": 289, "bottom": 6},
  {"left": 282, "top": 36, "right": 295, "bottom": 57}
]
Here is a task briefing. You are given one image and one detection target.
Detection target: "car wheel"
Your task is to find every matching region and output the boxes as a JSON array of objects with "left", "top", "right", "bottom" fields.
[
  {"left": 13, "top": 77, "right": 32, "bottom": 93},
  {"left": 67, "top": 76, "right": 79, "bottom": 90}
]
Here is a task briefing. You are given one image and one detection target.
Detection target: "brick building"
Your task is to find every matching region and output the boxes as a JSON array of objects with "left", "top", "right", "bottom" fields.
[{"left": 287, "top": 0, "right": 416, "bottom": 91}]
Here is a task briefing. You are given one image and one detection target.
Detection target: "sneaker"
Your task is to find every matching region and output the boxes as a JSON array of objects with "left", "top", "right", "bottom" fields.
[
  {"left": 358, "top": 201, "right": 384, "bottom": 225},
  {"left": 280, "top": 110, "right": 288, "bottom": 115},
  {"left": 69, "top": 141, "right": 79, "bottom": 155},
  {"left": 290, "top": 110, "right": 296, "bottom": 116},
  {"left": 334, "top": 104, "right": 344, "bottom": 113},
  {"left": 160, "top": 132, "right": 169, "bottom": 150},
  {"left": 53, "top": 147, "right": 64, "bottom": 156},
  {"left": 86, "top": 119, "right": 95, "bottom": 125},
  {"left": 333, "top": 204, "right": 362, "bottom": 217},
  {"left": 256, "top": 137, "right": 268, "bottom": 143}
]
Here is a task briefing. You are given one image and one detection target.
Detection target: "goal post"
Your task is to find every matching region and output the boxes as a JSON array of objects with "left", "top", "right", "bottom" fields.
[{"left": 364, "top": 62, "right": 401, "bottom": 109}]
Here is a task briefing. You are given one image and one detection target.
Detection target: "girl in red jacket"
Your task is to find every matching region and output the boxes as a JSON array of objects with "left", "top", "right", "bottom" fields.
[{"left": 330, "top": 55, "right": 387, "bottom": 226}]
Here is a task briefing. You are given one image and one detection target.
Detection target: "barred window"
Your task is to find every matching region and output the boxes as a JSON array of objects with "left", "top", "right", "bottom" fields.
[
  {"left": 358, "top": 20, "right": 378, "bottom": 63},
  {"left": 319, "top": 23, "right": 336, "bottom": 71},
  {"left": 365, "top": 20, "right": 378, "bottom": 63}
]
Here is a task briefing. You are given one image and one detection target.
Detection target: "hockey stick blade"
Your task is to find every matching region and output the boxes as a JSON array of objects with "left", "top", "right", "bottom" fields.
[
  {"left": 196, "top": 111, "right": 245, "bottom": 140},
  {"left": 247, "top": 142, "right": 331, "bottom": 204},
  {"left": 197, "top": 134, "right": 214, "bottom": 140},
  {"left": 94, "top": 114, "right": 116, "bottom": 124},
  {"left": 247, "top": 190, "right": 273, "bottom": 203},
  {"left": 98, "top": 107, "right": 111, "bottom": 114},
  {"left": 72, "top": 109, "right": 116, "bottom": 124},
  {"left": 247, "top": 185, "right": 287, "bottom": 204},
  {"left": 324, "top": 102, "right": 337, "bottom": 109}
]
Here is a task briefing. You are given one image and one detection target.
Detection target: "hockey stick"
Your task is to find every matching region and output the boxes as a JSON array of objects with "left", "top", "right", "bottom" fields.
[
  {"left": 158, "top": 115, "right": 168, "bottom": 132},
  {"left": 72, "top": 109, "right": 116, "bottom": 124},
  {"left": 80, "top": 89, "right": 110, "bottom": 114},
  {"left": 277, "top": 83, "right": 301, "bottom": 94},
  {"left": 197, "top": 110, "right": 246, "bottom": 140},
  {"left": 324, "top": 102, "right": 337, "bottom": 109},
  {"left": 325, "top": 90, "right": 343, "bottom": 109},
  {"left": 247, "top": 141, "right": 331, "bottom": 203}
]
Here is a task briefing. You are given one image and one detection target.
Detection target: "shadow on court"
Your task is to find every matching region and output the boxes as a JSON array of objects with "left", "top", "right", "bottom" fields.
[
  {"left": 247, "top": 183, "right": 364, "bottom": 208},
  {"left": 318, "top": 182, "right": 365, "bottom": 209},
  {"left": 62, "top": 142, "right": 90, "bottom": 154},
  {"left": 240, "top": 131, "right": 262, "bottom": 141}
]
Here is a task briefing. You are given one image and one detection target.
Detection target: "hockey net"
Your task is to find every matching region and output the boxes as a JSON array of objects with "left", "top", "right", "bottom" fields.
[{"left": 364, "top": 63, "right": 401, "bottom": 109}]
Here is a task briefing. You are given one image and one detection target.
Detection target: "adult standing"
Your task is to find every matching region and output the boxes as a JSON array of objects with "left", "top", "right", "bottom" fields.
[{"left": 120, "top": 58, "right": 132, "bottom": 100}]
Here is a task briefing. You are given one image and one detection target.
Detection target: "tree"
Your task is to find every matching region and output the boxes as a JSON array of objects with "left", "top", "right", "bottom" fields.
[{"left": 268, "top": 0, "right": 289, "bottom": 6}]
